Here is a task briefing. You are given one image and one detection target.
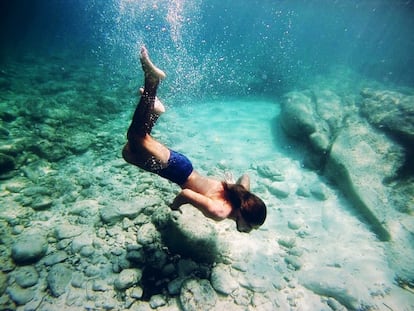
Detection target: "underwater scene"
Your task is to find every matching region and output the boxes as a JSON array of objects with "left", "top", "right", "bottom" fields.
[{"left": 0, "top": 0, "right": 413, "bottom": 310}]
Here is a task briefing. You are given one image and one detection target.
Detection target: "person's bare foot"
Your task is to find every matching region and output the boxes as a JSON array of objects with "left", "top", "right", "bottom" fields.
[
  {"left": 139, "top": 87, "right": 165, "bottom": 115},
  {"left": 140, "top": 46, "right": 166, "bottom": 83}
]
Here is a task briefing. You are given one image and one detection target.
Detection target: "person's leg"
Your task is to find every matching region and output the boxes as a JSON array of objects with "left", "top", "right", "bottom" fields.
[{"left": 127, "top": 47, "right": 166, "bottom": 145}]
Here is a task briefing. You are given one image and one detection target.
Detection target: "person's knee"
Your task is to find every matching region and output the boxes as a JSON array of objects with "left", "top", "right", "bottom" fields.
[{"left": 122, "top": 143, "right": 135, "bottom": 164}]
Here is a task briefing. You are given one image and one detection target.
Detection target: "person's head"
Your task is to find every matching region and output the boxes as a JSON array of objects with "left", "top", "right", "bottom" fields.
[{"left": 223, "top": 183, "right": 267, "bottom": 233}]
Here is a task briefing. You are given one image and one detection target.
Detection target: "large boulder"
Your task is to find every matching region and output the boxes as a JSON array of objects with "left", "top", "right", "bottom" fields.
[
  {"left": 360, "top": 88, "right": 414, "bottom": 150},
  {"left": 278, "top": 87, "right": 414, "bottom": 282},
  {"left": 280, "top": 90, "right": 346, "bottom": 168},
  {"left": 279, "top": 91, "right": 317, "bottom": 139},
  {"left": 160, "top": 206, "right": 219, "bottom": 263},
  {"left": 325, "top": 119, "right": 404, "bottom": 241}
]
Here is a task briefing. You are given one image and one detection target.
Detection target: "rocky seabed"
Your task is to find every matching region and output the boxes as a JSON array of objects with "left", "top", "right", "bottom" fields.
[{"left": 1, "top": 58, "right": 414, "bottom": 310}]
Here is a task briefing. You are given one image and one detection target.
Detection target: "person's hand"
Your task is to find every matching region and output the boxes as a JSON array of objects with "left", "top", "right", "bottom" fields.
[
  {"left": 170, "top": 202, "right": 183, "bottom": 214},
  {"left": 170, "top": 192, "right": 186, "bottom": 213}
]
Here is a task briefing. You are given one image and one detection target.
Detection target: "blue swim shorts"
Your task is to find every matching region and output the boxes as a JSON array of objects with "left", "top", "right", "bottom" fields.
[{"left": 157, "top": 149, "right": 193, "bottom": 186}]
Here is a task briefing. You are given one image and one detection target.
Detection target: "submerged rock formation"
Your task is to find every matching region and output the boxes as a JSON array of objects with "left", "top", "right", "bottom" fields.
[
  {"left": 279, "top": 87, "right": 414, "bottom": 281},
  {"left": 160, "top": 206, "right": 220, "bottom": 264},
  {"left": 360, "top": 88, "right": 414, "bottom": 150}
]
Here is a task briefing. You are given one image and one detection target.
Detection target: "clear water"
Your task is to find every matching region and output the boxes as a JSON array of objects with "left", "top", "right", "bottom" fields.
[{"left": 1, "top": 0, "right": 414, "bottom": 310}]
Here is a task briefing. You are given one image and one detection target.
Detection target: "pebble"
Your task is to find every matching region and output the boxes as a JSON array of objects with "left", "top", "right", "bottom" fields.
[
  {"left": 43, "top": 251, "right": 69, "bottom": 266},
  {"left": 100, "top": 204, "right": 138, "bottom": 225},
  {"left": 232, "top": 287, "right": 252, "bottom": 306},
  {"left": 232, "top": 261, "right": 248, "bottom": 272},
  {"left": 92, "top": 279, "right": 110, "bottom": 292},
  {"left": 310, "top": 182, "right": 329, "bottom": 201},
  {"left": 47, "top": 263, "right": 73, "bottom": 297},
  {"left": 210, "top": 263, "right": 239, "bottom": 295},
  {"left": 72, "top": 233, "right": 93, "bottom": 253},
  {"left": 55, "top": 224, "right": 83, "bottom": 240},
  {"left": 22, "top": 186, "right": 51, "bottom": 197},
  {"left": 130, "top": 287, "right": 143, "bottom": 299},
  {"left": 285, "top": 255, "right": 302, "bottom": 271},
  {"left": 84, "top": 265, "right": 101, "bottom": 277},
  {"left": 5, "top": 179, "right": 28, "bottom": 193},
  {"left": 179, "top": 279, "right": 217, "bottom": 311},
  {"left": 136, "top": 222, "right": 159, "bottom": 245},
  {"left": 14, "top": 266, "right": 39, "bottom": 288},
  {"left": 288, "top": 219, "right": 303, "bottom": 230},
  {"left": 239, "top": 275, "right": 269, "bottom": 293},
  {"left": 252, "top": 293, "right": 275, "bottom": 310},
  {"left": 11, "top": 233, "right": 48, "bottom": 264},
  {"left": 296, "top": 186, "right": 310, "bottom": 197},
  {"left": 56, "top": 238, "right": 71, "bottom": 250},
  {"left": 7, "top": 284, "right": 35, "bottom": 305},
  {"left": 288, "top": 247, "right": 303, "bottom": 257},
  {"left": 71, "top": 272, "right": 85, "bottom": 288},
  {"left": 11, "top": 225, "right": 25, "bottom": 235},
  {"left": 80, "top": 245, "right": 95, "bottom": 257},
  {"left": 100, "top": 198, "right": 161, "bottom": 225},
  {"left": 268, "top": 182, "right": 290, "bottom": 198},
  {"left": 114, "top": 268, "right": 142, "bottom": 290},
  {"left": 126, "top": 249, "right": 146, "bottom": 265},
  {"left": 149, "top": 294, "right": 167, "bottom": 309},
  {"left": 278, "top": 237, "right": 296, "bottom": 249},
  {"left": 257, "top": 164, "right": 284, "bottom": 180},
  {"left": 168, "top": 277, "right": 186, "bottom": 295},
  {"left": 31, "top": 196, "right": 53, "bottom": 210}
]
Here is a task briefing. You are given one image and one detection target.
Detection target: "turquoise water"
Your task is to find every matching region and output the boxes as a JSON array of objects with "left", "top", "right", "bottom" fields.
[{"left": 1, "top": 1, "right": 414, "bottom": 310}]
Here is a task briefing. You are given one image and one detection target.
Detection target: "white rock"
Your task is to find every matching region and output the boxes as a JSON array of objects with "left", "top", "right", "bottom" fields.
[
  {"left": 300, "top": 267, "right": 372, "bottom": 310},
  {"left": 268, "top": 182, "right": 290, "bottom": 198},
  {"left": 149, "top": 294, "right": 167, "bottom": 308},
  {"left": 238, "top": 275, "right": 270, "bottom": 293},
  {"left": 130, "top": 287, "right": 143, "bottom": 299},
  {"left": 55, "top": 224, "right": 83, "bottom": 240},
  {"left": 92, "top": 279, "right": 110, "bottom": 292},
  {"left": 114, "top": 268, "right": 142, "bottom": 290},
  {"left": 287, "top": 219, "right": 303, "bottom": 230},
  {"left": 137, "top": 222, "right": 159, "bottom": 245},
  {"left": 161, "top": 207, "right": 219, "bottom": 263},
  {"left": 210, "top": 263, "right": 239, "bottom": 295},
  {"left": 310, "top": 182, "right": 329, "bottom": 201}
]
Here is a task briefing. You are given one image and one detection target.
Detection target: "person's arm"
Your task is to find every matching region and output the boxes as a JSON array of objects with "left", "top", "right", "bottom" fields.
[
  {"left": 171, "top": 189, "right": 226, "bottom": 220},
  {"left": 237, "top": 174, "right": 250, "bottom": 191}
]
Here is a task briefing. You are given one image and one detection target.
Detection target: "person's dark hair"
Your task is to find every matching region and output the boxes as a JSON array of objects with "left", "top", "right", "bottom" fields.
[{"left": 223, "top": 182, "right": 267, "bottom": 226}]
